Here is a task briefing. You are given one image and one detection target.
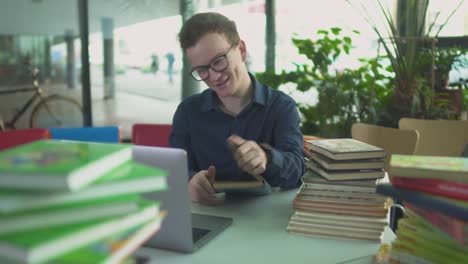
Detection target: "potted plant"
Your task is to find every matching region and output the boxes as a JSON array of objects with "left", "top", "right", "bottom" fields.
[
  {"left": 256, "top": 28, "right": 393, "bottom": 137},
  {"left": 348, "top": 0, "right": 464, "bottom": 124}
]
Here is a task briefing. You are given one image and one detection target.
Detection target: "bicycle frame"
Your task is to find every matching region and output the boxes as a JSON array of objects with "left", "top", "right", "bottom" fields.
[{"left": 0, "top": 87, "right": 44, "bottom": 129}]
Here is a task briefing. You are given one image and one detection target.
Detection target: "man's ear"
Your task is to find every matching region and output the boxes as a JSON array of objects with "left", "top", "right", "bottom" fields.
[{"left": 238, "top": 40, "right": 247, "bottom": 62}]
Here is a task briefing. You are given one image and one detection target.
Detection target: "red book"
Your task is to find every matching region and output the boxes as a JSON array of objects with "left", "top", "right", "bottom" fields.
[
  {"left": 391, "top": 176, "right": 468, "bottom": 200},
  {"left": 404, "top": 202, "right": 468, "bottom": 247}
]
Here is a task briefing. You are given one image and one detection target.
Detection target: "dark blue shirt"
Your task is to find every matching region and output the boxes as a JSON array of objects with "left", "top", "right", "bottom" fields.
[{"left": 169, "top": 74, "right": 305, "bottom": 188}]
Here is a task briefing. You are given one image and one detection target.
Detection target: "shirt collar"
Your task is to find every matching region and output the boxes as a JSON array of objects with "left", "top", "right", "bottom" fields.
[{"left": 200, "top": 73, "right": 267, "bottom": 112}]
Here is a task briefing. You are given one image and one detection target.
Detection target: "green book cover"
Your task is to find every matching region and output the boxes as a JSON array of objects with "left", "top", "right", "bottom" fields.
[
  {"left": 390, "top": 155, "right": 468, "bottom": 183},
  {"left": 393, "top": 211, "right": 468, "bottom": 263},
  {"left": 0, "top": 195, "right": 159, "bottom": 235},
  {"left": 50, "top": 216, "right": 163, "bottom": 264},
  {"left": 0, "top": 200, "right": 158, "bottom": 264},
  {"left": 0, "top": 140, "right": 132, "bottom": 191},
  {"left": 0, "top": 160, "right": 167, "bottom": 213}
]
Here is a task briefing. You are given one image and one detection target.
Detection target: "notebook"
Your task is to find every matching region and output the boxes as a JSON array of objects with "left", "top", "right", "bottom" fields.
[{"left": 132, "top": 145, "right": 233, "bottom": 253}]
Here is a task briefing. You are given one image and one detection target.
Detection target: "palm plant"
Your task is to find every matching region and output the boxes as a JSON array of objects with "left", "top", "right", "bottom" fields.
[{"left": 348, "top": 0, "right": 464, "bottom": 123}]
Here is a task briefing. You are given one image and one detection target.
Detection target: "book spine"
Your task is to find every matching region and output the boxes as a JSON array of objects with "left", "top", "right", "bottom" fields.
[{"left": 404, "top": 202, "right": 467, "bottom": 244}]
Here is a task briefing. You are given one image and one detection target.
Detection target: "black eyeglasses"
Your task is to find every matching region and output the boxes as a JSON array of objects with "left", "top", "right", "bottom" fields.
[{"left": 189, "top": 44, "right": 236, "bottom": 81}]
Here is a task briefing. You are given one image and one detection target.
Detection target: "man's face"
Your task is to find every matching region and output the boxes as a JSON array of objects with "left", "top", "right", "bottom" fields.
[{"left": 186, "top": 33, "right": 246, "bottom": 98}]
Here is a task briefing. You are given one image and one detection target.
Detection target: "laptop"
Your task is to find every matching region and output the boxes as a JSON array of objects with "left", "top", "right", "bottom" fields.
[{"left": 132, "top": 145, "right": 233, "bottom": 253}]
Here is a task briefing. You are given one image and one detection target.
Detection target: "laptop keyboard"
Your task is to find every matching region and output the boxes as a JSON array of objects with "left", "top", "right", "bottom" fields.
[{"left": 192, "top": 227, "right": 210, "bottom": 243}]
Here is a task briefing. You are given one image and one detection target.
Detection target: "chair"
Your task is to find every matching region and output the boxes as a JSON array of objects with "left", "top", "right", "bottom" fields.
[
  {"left": 351, "top": 122, "right": 420, "bottom": 232},
  {"left": 0, "top": 129, "right": 50, "bottom": 151},
  {"left": 132, "top": 124, "right": 172, "bottom": 147},
  {"left": 49, "top": 126, "right": 121, "bottom": 143},
  {"left": 351, "top": 123, "right": 419, "bottom": 173},
  {"left": 399, "top": 118, "right": 468, "bottom": 156}
]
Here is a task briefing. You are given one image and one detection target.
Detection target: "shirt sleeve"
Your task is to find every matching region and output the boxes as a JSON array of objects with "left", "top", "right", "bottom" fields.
[
  {"left": 261, "top": 97, "right": 305, "bottom": 189},
  {"left": 169, "top": 103, "right": 198, "bottom": 179}
]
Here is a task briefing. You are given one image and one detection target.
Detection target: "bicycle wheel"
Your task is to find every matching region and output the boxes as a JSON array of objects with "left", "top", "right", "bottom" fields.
[{"left": 30, "top": 94, "right": 84, "bottom": 128}]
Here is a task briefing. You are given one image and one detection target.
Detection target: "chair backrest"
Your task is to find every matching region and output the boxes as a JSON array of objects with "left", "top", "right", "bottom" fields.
[
  {"left": 399, "top": 118, "right": 468, "bottom": 156},
  {"left": 0, "top": 129, "right": 50, "bottom": 151},
  {"left": 132, "top": 124, "right": 172, "bottom": 147},
  {"left": 351, "top": 123, "right": 419, "bottom": 173},
  {"left": 49, "top": 126, "right": 121, "bottom": 143}
]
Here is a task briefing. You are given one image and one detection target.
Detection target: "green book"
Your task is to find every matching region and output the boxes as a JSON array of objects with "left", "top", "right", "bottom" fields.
[
  {"left": 390, "top": 155, "right": 468, "bottom": 184},
  {"left": 0, "top": 200, "right": 158, "bottom": 264},
  {"left": 0, "top": 195, "right": 157, "bottom": 235},
  {"left": 393, "top": 210, "right": 468, "bottom": 264},
  {"left": 0, "top": 160, "right": 167, "bottom": 213},
  {"left": 0, "top": 140, "right": 132, "bottom": 191},
  {"left": 50, "top": 215, "right": 163, "bottom": 264}
]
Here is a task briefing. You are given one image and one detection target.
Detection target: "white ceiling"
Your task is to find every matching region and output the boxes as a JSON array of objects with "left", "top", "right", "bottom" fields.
[
  {"left": 0, "top": 0, "right": 256, "bottom": 36},
  {"left": 0, "top": 0, "right": 178, "bottom": 36}
]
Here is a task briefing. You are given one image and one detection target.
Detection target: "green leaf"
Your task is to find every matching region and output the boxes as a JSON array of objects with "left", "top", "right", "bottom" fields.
[{"left": 331, "top": 27, "right": 342, "bottom": 35}]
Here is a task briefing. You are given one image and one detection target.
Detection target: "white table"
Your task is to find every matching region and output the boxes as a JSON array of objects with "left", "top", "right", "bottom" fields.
[{"left": 136, "top": 189, "right": 395, "bottom": 264}]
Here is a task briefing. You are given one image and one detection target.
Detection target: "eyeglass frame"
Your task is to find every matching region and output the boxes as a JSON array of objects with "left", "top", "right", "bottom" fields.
[{"left": 189, "top": 43, "right": 237, "bottom": 81}]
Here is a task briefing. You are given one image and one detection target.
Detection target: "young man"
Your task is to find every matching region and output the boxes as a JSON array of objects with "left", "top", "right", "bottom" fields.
[{"left": 170, "top": 12, "right": 304, "bottom": 205}]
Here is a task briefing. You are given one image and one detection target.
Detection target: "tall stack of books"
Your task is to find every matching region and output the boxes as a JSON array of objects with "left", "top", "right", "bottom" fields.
[
  {"left": 287, "top": 138, "right": 390, "bottom": 242},
  {"left": 376, "top": 155, "right": 468, "bottom": 263},
  {"left": 0, "top": 140, "right": 167, "bottom": 263}
]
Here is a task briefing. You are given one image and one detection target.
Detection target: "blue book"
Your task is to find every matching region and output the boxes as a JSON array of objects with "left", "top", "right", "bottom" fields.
[{"left": 376, "top": 184, "right": 468, "bottom": 221}]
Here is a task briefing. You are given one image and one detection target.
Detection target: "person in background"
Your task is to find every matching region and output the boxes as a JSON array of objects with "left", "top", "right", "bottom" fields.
[
  {"left": 165, "top": 52, "right": 175, "bottom": 83},
  {"left": 170, "top": 12, "right": 304, "bottom": 205},
  {"left": 150, "top": 54, "right": 159, "bottom": 76}
]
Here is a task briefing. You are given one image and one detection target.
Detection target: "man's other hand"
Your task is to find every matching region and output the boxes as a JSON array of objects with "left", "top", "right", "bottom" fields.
[
  {"left": 188, "top": 165, "right": 223, "bottom": 206},
  {"left": 227, "top": 134, "right": 268, "bottom": 176}
]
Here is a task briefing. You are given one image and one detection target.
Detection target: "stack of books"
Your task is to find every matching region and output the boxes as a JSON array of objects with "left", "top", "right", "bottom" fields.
[
  {"left": 287, "top": 138, "right": 390, "bottom": 242},
  {"left": 0, "top": 140, "right": 167, "bottom": 264},
  {"left": 376, "top": 155, "right": 468, "bottom": 263}
]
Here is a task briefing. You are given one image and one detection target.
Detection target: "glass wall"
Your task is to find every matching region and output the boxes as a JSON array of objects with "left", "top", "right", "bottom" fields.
[
  {"left": 274, "top": 0, "right": 467, "bottom": 104},
  {"left": 0, "top": 0, "right": 82, "bottom": 129},
  {"left": 1, "top": 0, "right": 465, "bottom": 136}
]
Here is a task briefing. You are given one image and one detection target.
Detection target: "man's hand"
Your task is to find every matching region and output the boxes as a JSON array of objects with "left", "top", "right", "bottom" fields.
[
  {"left": 188, "top": 166, "right": 223, "bottom": 206},
  {"left": 227, "top": 134, "right": 268, "bottom": 176}
]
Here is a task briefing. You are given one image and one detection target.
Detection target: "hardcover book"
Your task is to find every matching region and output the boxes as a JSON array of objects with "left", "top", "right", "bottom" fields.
[
  {"left": 293, "top": 199, "right": 388, "bottom": 216},
  {"left": 376, "top": 184, "right": 468, "bottom": 221},
  {"left": 305, "top": 138, "right": 386, "bottom": 161},
  {"left": 287, "top": 221, "right": 382, "bottom": 242},
  {"left": 391, "top": 176, "right": 468, "bottom": 200},
  {"left": 292, "top": 211, "right": 388, "bottom": 229},
  {"left": 393, "top": 210, "right": 467, "bottom": 263},
  {"left": 404, "top": 202, "right": 467, "bottom": 247},
  {"left": 49, "top": 214, "right": 164, "bottom": 264},
  {"left": 0, "top": 160, "right": 167, "bottom": 213},
  {"left": 390, "top": 155, "right": 468, "bottom": 184},
  {"left": 306, "top": 161, "right": 385, "bottom": 181},
  {"left": 295, "top": 193, "right": 389, "bottom": 206},
  {"left": 301, "top": 169, "right": 383, "bottom": 187},
  {"left": 213, "top": 173, "right": 271, "bottom": 195},
  {"left": 0, "top": 195, "right": 153, "bottom": 235},
  {"left": 0, "top": 140, "right": 132, "bottom": 191},
  {"left": 0, "top": 201, "right": 159, "bottom": 264},
  {"left": 308, "top": 152, "right": 385, "bottom": 171}
]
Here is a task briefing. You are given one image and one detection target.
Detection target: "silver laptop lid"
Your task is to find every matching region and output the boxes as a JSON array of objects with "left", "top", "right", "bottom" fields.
[{"left": 132, "top": 145, "right": 194, "bottom": 253}]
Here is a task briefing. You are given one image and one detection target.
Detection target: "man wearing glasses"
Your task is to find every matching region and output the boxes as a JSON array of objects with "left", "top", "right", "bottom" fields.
[{"left": 170, "top": 12, "right": 304, "bottom": 205}]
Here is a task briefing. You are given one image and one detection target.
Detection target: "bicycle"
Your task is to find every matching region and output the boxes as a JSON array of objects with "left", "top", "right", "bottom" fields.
[{"left": 0, "top": 68, "right": 84, "bottom": 130}]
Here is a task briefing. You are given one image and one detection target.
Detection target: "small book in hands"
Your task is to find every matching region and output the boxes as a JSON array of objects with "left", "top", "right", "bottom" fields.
[{"left": 213, "top": 173, "right": 271, "bottom": 195}]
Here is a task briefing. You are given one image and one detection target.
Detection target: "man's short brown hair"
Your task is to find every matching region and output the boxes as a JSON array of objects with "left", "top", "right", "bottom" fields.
[{"left": 178, "top": 12, "right": 240, "bottom": 50}]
